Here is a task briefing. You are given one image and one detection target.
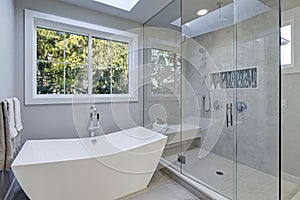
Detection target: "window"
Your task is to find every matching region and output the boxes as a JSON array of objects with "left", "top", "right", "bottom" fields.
[
  {"left": 150, "top": 49, "right": 181, "bottom": 96},
  {"left": 92, "top": 37, "right": 129, "bottom": 94},
  {"left": 25, "top": 10, "right": 138, "bottom": 104},
  {"left": 281, "top": 24, "right": 293, "bottom": 67},
  {"left": 37, "top": 28, "right": 89, "bottom": 95}
]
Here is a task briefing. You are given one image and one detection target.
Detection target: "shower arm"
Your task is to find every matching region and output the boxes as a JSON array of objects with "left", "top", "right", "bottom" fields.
[{"left": 217, "top": 1, "right": 222, "bottom": 18}]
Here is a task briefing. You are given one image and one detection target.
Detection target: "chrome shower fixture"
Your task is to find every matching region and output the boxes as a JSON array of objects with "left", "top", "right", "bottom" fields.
[
  {"left": 216, "top": 1, "right": 227, "bottom": 23},
  {"left": 236, "top": 101, "right": 247, "bottom": 114}
]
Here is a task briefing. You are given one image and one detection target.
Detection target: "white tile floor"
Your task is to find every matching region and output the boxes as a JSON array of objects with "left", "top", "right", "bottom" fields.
[
  {"left": 120, "top": 170, "right": 200, "bottom": 200},
  {"left": 164, "top": 148, "right": 300, "bottom": 200},
  {"left": 282, "top": 180, "right": 300, "bottom": 200},
  {"left": 291, "top": 190, "right": 300, "bottom": 200},
  {"left": 10, "top": 162, "right": 300, "bottom": 200}
]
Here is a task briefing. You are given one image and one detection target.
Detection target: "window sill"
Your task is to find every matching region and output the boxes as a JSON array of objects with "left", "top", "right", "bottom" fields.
[{"left": 25, "top": 94, "right": 138, "bottom": 105}]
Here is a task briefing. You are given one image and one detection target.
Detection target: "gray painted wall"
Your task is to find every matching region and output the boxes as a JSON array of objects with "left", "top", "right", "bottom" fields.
[
  {"left": 0, "top": 0, "right": 15, "bottom": 194},
  {"left": 0, "top": 0, "right": 15, "bottom": 99},
  {"left": 14, "top": 0, "right": 143, "bottom": 143}
]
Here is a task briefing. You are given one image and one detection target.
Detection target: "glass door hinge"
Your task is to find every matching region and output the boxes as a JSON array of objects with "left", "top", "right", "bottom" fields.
[{"left": 177, "top": 154, "right": 186, "bottom": 164}]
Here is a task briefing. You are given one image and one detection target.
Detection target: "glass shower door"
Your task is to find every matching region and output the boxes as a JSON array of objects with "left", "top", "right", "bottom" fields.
[
  {"left": 180, "top": 0, "right": 237, "bottom": 199},
  {"left": 143, "top": 0, "right": 183, "bottom": 173},
  {"left": 235, "top": 0, "right": 280, "bottom": 199}
]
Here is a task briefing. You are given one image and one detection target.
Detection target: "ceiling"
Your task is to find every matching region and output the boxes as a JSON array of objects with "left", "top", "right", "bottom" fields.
[
  {"left": 144, "top": 0, "right": 233, "bottom": 30},
  {"left": 59, "top": 0, "right": 173, "bottom": 23},
  {"left": 58, "top": 0, "right": 277, "bottom": 29},
  {"left": 282, "top": 0, "right": 300, "bottom": 11},
  {"left": 144, "top": 0, "right": 181, "bottom": 30},
  {"left": 59, "top": 0, "right": 235, "bottom": 24},
  {"left": 182, "top": 0, "right": 232, "bottom": 24},
  {"left": 144, "top": 0, "right": 272, "bottom": 38}
]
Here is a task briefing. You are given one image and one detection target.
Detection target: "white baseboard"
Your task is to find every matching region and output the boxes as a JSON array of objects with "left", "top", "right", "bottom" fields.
[{"left": 282, "top": 172, "right": 300, "bottom": 185}]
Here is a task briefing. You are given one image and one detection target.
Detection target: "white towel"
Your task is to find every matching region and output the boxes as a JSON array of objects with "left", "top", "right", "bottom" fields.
[
  {"left": 5, "top": 99, "right": 19, "bottom": 138},
  {"left": 12, "top": 98, "right": 23, "bottom": 132}
]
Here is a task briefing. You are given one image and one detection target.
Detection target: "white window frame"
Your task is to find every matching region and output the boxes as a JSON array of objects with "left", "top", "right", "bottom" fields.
[
  {"left": 25, "top": 9, "right": 139, "bottom": 105},
  {"left": 281, "top": 10, "right": 297, "bottom": 74},
  {"left": 281, "top": 20, "right": 294, "bottom": 68},
  {"left": 146, "top": 37, "right": 181, "bottom": 100}
]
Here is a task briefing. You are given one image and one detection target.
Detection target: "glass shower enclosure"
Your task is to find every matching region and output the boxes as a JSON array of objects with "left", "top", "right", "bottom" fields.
[{"left": 143, "top": 0, "right": 280, "bottom": 199}]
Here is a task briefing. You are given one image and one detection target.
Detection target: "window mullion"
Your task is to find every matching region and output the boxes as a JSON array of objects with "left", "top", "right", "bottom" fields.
[
  {"left": 63, "top": 32, "right": 66, "bottom": 94},
  {"left": 88, "top": 35, "right": 93, "bottom": 95},
  {"left": 110, "top": 40, "right": 113, "bottom": 94}
]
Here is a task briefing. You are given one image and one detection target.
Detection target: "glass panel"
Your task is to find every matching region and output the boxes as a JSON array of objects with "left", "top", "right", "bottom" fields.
[
  {"left": 112, "top": 40, "right": 129, "bottom": 94},
  {"left": 111, "top": 66, "right": 128, "bottom": 94},
  {"left": 36, "top": 27, "right": 89, "bottom": 95},
  {"left": 37, "top": 61, "right": 64, "bottom": 94},
  {"left": 65, "top": 64, "right": 88, "bottom": 94},
  {"left": 150, "top": 49, "right": 180, "bottom": 95},
  {"left": 92, "top": 37, "right": 111, "bottom": 67},
  {"left": 181, "top": 0, "right": 236, "bottom": 198},
  {"left": 143, "top": 0, "right": 182, "bottom": 172},
  {"left": 92, "top": 37, "right": 111, "bottom": 94},
  {"left": 92, "top": 37, "right": 130, "bottom": 94},
  {"left": 235, "top": 0, "right": 280, "bottom": 199},
  {"left": 281, "top": 1, "right": 300, "bottom": 200},
  {"left": 37, "top": 27, "right": 64, "bottom": 62},
  {"left": 92, "top": 65, "right": 111, "bottom": 94},
  {"left": 65, "top": 32, "right": 88, "bottom": 65}
]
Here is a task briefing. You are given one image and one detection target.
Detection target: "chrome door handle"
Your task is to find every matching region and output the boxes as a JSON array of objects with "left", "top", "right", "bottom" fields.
[
  {"left": 226, "top": 103, "right": 233, "bottom": 127},
  {"left": 226, "top": 104, "right": 229, "bottom": 127},
  {"left": 230, "top": 103, "right": 233, "bottom": 126}
]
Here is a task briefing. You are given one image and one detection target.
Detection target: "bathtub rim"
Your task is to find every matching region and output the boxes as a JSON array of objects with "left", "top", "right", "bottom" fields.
[{"left": 12, "top": 126, "right": 167, "bottom": 167}]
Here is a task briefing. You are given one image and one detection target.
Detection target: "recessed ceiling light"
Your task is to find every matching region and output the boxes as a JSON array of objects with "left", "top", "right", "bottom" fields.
[
  {"left": 93, "top": 0, "right": 140, "bottom": 11},
  {"left": 197, "top": 9, "right": 208, "bottom": 16}
]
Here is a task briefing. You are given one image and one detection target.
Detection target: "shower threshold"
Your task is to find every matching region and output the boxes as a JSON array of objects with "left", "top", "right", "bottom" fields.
[{"left": 160, "top": 158, "right": 229, "bottom": 200}]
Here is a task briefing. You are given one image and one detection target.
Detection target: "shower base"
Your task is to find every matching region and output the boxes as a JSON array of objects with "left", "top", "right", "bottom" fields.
[{"left": 162, "top": 148, "right": 299, "bottom": 200}]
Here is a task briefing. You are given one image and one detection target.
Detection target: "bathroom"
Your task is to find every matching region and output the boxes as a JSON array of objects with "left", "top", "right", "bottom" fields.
[{"left": 0, "top": 0, "right": 299, "bottom": 199}]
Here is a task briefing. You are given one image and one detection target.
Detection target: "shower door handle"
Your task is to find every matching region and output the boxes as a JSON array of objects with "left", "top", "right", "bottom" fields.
[
  {"left": 226, "top": 104, "right": 229, "bottom": 127},
  {"left": 226, "top": 103, "right": 233, "bottom": 127},
  {"left": 230, "top": 103, "right": 233, "bottom": 126}
]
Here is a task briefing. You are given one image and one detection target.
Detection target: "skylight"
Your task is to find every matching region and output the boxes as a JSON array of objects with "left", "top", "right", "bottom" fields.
[{"left": 93, "top": 0, "right": 140, "bottom": 11}]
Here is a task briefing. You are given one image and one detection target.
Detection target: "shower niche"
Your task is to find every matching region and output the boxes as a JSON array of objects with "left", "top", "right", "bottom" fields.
[{"left": 209, "top": 67, "right": 257, "bottom": 89}]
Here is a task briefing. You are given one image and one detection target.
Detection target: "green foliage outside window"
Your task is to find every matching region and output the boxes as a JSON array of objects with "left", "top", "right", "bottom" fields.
[
  {"left": 36, "top": 27, "right": 129, "bottom": 95},
  {"left": 151, "top": 49, "right": 181, "bottom": 95}
]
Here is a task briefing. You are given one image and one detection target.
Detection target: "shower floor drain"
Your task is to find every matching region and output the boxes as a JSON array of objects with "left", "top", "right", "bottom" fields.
[{"left": 216, "top": 171, "right": 224, "bottom": 176}]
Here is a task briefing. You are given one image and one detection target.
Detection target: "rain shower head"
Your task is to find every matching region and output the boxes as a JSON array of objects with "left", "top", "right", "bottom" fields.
[{"left": 215, "top": 1, "right": 227, "bottom": 23}]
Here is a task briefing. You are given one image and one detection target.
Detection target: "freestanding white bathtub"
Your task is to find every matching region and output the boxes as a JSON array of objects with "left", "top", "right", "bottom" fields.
[{"left": 12, "top": 126, "right": 167, "bottom": 200}]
